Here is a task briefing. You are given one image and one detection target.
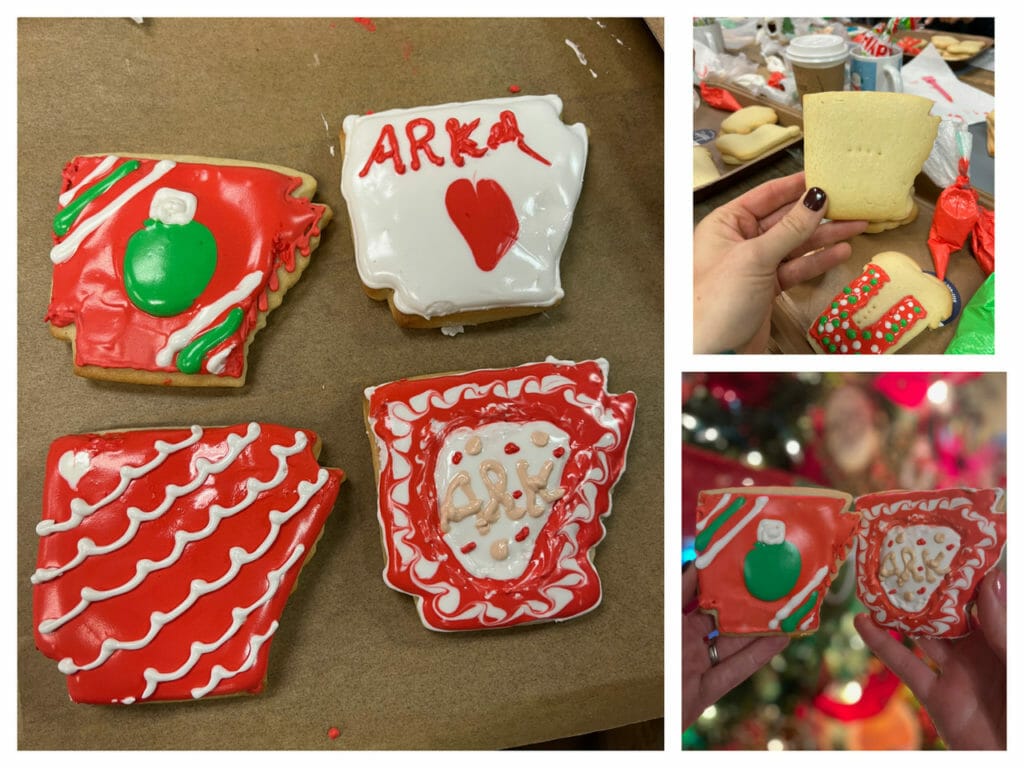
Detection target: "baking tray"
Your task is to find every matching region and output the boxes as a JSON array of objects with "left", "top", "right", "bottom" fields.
[
  {"left": 893, "top": 29, "right": 993, "bottom": 64},
  {"left": 694, "top": 79, "right": 803, "bottom": 201}
]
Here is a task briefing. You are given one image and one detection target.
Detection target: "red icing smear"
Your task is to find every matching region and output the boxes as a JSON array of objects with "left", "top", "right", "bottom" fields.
[
  {"left": 694, "top": 489, "right": 857, "bottom": 634},
  {"left": 33, "top": 423, "right": 344, "bottom": 703},
  {"left": 452, "top": 451, "right": 463, "bottom": 465},
  {"left": 354, "top": 18, "right": 376, "bottom": 32},
  {"left": 503, "top": 442, "right": 521, "bottom": 455},
  {"left": 508, "top": 84, "right": 521, "bottom": 94},
  {"left": 855, "top": 488, "right": 1006, "bottom": 638},
  {"left": 367, "top": 360, "right": 636, "bottom": 631},
  {"left": 460, "top": 541, "right": 477, "bottom": 554},
  {"left": 808, "top": 263, "right": 926, "bottom": 354},
  {"left": 514, "top": 527, "right": 530, "bottom": 542},
  {"left": 46, "top": 157, "right": 327, "bottom": 379}
]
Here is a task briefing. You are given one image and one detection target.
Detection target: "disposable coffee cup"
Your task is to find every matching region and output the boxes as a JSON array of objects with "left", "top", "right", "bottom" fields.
[{"left": 785, "top": 34, "right": 850, "bottom": 99}]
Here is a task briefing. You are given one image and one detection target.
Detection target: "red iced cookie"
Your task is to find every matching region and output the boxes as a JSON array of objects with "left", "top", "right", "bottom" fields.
[
  {"left": 364, "top": 358, "right": 636, "bottom": 631},
  {"left": 33, "top": 423, "right": 344, "bottom": 703},
  {"left": 695, "top": 487, "right": 857, "bottom": 635},
  {"left": 855, "top": 487, "right": 1006, "bottom": 637}
]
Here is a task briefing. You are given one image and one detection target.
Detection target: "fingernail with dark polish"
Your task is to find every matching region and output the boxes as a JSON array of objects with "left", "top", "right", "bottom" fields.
[{"left": 803, "top": 187, "right": 827, "bottom": 211}]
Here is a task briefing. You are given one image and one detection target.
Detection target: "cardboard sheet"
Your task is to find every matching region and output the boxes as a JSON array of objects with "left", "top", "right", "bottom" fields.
[{"left": 17, "top": 17, "right": 664, "bottom": 750}]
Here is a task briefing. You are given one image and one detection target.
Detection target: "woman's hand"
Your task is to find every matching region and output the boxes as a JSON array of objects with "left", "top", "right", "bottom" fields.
[
  {"left": 854, "top": 567, "right": 1006, "bottom": 749},
  {"left": 683, "top": 563, "right": 789, "bottom": 730},
  {"left": 693, "top": 172, "right": 868, "bottom": 353}
]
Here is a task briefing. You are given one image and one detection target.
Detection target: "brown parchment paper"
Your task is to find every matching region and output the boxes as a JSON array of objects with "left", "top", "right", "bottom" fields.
[{"left": 17, "top": 18, "right": 664, "bottom": 750}]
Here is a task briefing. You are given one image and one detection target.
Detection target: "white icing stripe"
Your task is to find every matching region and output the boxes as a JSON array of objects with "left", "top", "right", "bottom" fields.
[
  {"left": 155, "top": 270, "right": 262, "bottom": 367},
  {"left": 695, "top": 493, "right": 731, "bottom": 532},
  {"left": 205, "top": 344, "right": 236, "bottom": 375},
  {"left": 33, "top": 428, "right": 301, "bottom": 595},
  {"left": 58, "top": 155, "right": 119, "bottom": 206},
  {"left": 769, "top": 566, "right": 829, "bottom": 629},
  {"left": 799, "top": 615, "right": 815, "bottom": 631},
  {"left": 37, "top": 426, "right": 204, "bottom": 537},
  {"left": 51, "top": 159, "right": 176, "bottom": 264},
  {"left": 53, "top": 470, "right": 329, "bottom": 673},
  {"left": 694, "top": 496, "right": 769, "bottom": 569},
  {"left": 141, "top": 545, "right": 305, "bottom": 699},
  {"left": 190, "top": 621, "right": 279, "bottom": 699}
]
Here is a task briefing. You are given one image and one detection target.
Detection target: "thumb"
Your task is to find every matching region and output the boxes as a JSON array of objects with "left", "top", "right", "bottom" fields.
[
  {"left": 977, "top": 567, "right": 1006, "bottom": 663},
  {"left": 751, "top": 187, "right": 828, "bottom": 269}
]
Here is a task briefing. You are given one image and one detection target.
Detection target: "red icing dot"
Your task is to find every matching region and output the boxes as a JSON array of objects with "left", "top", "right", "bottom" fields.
[
  {"left": 946, "top": 544, "right": 955, "bottom": 550},
  {"left": 509, "top": 84, "right": 521, "bottom": 93},
  {"left": 515, "top": 527, "right": 530, "bottom": 542},
  {"left": 460, "top": 541, "right": 477, "bottom": 553},
  {"left": 553, "top": 447, "right": 566, "bottom": 458},
  {"left": 452, "top": 451, "right": 463, "bottom": 465},
  {"left": 888, "top": 589, "right": 896, "bottom": 594},
  {"left": 916, "top": 587, "right": 926, "bottom": 595},
  {"left": 512, "top": 490, "right": 523, "bottom": 499},
  {"left": 917, "top": 566, "right": 923, "bottom": 571},
  {"left": 328, "top": 727, "right": 341, "bottom": 740},
  {"left": 365, "top": 110, "right": 375, "bottom": 115},
  {"left": 504, "top": 442, "right": 520, "bottom": 454},
  {"left": 916, "top": 538, "right": 926, "bottom": 545}
]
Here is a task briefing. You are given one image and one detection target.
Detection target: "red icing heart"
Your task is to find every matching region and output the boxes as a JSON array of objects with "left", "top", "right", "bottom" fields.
[{"left": 445, "top": 178, "right": 519, "bottom": 272}]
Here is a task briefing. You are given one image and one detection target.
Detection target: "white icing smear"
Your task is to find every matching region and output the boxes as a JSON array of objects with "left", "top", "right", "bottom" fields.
[
  {"left": 51, "top": 159, "right": 176, "bottom": 264},
  {"left": 434, "top": 421, "right": 570, "bottom": 580},
  {"left": 565, "top": 39, "right": 588, "bottom": 65}
]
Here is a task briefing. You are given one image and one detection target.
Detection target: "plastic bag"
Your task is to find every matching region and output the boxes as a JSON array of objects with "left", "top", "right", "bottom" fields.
[{"left": 945, "top": 273, "right": 994, "bottom": 354}]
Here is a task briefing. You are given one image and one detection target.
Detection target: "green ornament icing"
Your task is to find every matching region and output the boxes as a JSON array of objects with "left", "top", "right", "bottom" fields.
[
  {"left": 176, "top": 307, "right": 243, "bottom": 374},
  {"left": 845, "top": 329, "right": 856, "bottom": 339},
  {"left": 900, "top": 319, "right": 907, "bottom": 327},
  {"left": 780, "top": 590, "right": 819, "bottom": 632},
  {"left": 843, "top": 286, "right": 851, "bottom": 294},
  {"left": 913, "top": 306, "right": 922, "bottom": 314},
  {"left": 885, "top": 332, "right": 895, "bottom": 342},
  {"left": 53, "top": 160, "right": 141, "bottom": 237},
  {"left": 862, "top": 330, "right": 871, "bottom": 340},
  {"left": 123, "top": 218, "right": 217, "bottom": 317},
  {"left": 744, "top": 541, "right": 802, "bottom": 601}
]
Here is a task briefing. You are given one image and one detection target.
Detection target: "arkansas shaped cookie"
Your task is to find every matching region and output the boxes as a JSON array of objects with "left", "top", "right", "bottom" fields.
[
  {"left": 46, "top": 154, "right": 332, "bottom": 386},
  {"left": 855, "top": 487, "right": 1006, "bottom": 637},
  {"left": 695, "top": 487, "right": 858, "bottom": 635},
  {"left": 33, "top": 423, "right": 344, "bottom": 703},
  {"left": 341, "top": 95, "right": 587, "bottom": 329},
  {"left": 364, "top": 358, "right": 635, "bottom": 630}
]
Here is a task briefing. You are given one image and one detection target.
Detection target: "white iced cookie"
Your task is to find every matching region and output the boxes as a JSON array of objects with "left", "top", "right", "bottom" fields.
[{"left": 340, "top": 95, "right": 588, "bottom": 329}]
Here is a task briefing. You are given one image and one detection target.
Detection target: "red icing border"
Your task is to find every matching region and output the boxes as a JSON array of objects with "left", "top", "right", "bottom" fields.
[
  {"left": 365, "top": 359, "right": 636, "bottom": 631},
  {"left": 854, "top": 488, "right": 1006, "bottom": 637},
  {"left": 46, "top": 156, "right": 327, "bottom": 380},
  {"left": 33, "top": 423, "right": 343, "bottom": 703}
]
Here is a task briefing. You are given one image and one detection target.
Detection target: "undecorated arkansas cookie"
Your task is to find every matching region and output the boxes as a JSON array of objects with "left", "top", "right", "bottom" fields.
[
  {"left": 695, "top": 487, "right": 857, "bottom": 635},
  {"left": 341, "top": 96, "right": 588, "bottom": 329},
  {"left": 46, "top": 155, "right": 331, "bottom": 386},
  {"left": 855, "top": 487, "right": 1006, "bottom": 638},
  {"left": 364, "top": 358, "right": 635, "bottom": 631},
  {"left": 32, "top": 423, "right": 344, "bottom": 703}
]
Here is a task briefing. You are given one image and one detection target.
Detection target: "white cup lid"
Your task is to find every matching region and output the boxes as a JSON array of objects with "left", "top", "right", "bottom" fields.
[{"left": 785, "top": 34, "right": 849, "bottom": 65}]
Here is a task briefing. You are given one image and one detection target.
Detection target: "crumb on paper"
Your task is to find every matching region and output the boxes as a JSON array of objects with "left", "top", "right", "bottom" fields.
[
  {"left": 130, "top": 18, "right": 144, "bottom": 24},
  {"left": 354, "top": 18, "right": 376, "bottom": 32},
  {"left": 327, "top": 726, "right": 341, "bottom": 740},
  {"left": 441, "top": 325, "right": 465, "bottom": 337},
  {"left": 320, "top": 112, "right": 329, "bottom": 132},
  {"left": 313, "top": 52, "right": 320, "bottom": 66},
  {"left": 330, "top": 145, "right": 335, "bottom": 157},
  {"left": 508, "top": 84, "right": 521, "bottom": 94}
]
